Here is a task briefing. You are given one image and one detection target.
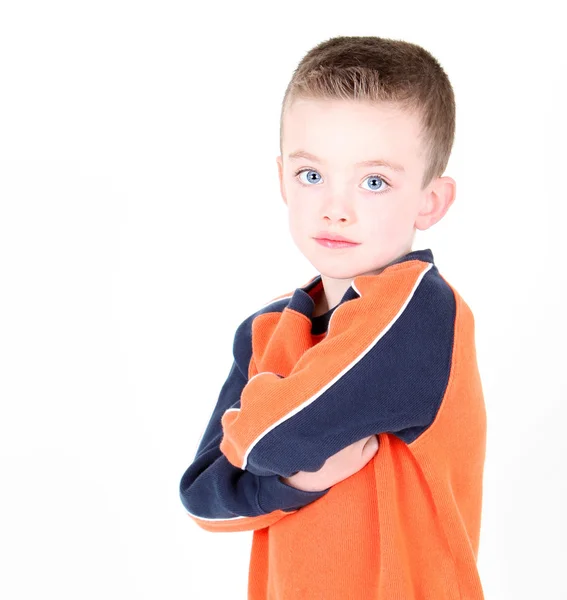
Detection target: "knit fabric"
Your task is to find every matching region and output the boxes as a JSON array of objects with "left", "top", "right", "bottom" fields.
[{"left": 179, "top": 248, "right": 486, "bottom": 599}]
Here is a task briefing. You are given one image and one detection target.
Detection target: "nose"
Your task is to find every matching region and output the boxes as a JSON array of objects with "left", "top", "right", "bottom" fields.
[{"left": 321, "top": 193, "right": 353, "bottom": 223}]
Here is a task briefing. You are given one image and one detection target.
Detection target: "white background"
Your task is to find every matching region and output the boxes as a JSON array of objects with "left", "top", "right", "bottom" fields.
[{"left": 1, "top": 1, "right": 565, "bottom": 598}]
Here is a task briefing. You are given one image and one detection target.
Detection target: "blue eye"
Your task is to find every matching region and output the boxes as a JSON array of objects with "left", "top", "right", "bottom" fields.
[
  {"left": 361, "top": 175, "right": 389, "bottom": 193},
  {"left": 295, "top": 169, "right": 322, "bottom": 185},
  {"left": 294, "top": 168, "right": 390, "bottom": 194}
]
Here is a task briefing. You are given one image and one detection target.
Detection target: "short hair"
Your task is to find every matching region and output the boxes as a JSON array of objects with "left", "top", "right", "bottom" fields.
[{"left": 279, "top": 36, "right": 456, "bottom": 190}]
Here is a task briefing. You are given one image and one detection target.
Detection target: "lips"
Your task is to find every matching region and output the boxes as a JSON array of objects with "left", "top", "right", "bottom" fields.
[
  {"left": 314, "top": 232, "right": 358, "bottom": 243},
  {"left": 314, "top": 237, "right": 360, "bottom": 249}
]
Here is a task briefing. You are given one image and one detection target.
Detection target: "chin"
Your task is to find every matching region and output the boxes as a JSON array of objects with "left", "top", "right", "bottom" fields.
[
  {"left": 299, "top": 241, "right": 371, "bottom": 278},
  {"left": 309, "top": 259, "right": 366, "bottom": 280},
  {"left": 311, "top": 254, "right": 392, "bottom": 280}
]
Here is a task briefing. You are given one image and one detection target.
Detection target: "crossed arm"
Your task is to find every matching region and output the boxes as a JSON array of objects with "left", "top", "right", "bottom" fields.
[{"left": 180, "top": 263, "right": 456, "bottom": 532}]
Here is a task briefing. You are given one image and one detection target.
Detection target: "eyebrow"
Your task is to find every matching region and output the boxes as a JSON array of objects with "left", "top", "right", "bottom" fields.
[{"left": 288, "top": 150, "right": 406, "bottom": 173}]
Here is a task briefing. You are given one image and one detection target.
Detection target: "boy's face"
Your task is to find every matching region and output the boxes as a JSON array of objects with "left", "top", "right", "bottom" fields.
[{"left": 277, "top": 98, "right": 454, "bottom": 281}]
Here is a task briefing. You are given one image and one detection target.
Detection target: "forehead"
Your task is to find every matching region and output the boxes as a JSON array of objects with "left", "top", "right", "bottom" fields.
[{"left": 282, "top": 98, "right": 423, "bottom": 166}]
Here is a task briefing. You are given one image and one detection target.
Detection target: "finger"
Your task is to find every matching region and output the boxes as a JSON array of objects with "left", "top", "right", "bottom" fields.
[{"left": 362, "top": 435, "right": 379, "bottom": 459}]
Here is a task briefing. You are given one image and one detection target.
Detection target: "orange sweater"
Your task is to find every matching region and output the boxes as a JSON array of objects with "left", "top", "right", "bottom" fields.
[{"left": 179, "top": 248, "right": 487, "bottom": 599}]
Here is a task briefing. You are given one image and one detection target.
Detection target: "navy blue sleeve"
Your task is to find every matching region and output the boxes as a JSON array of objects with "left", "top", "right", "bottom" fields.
[{"left": 178, "top": 316, "right": 330, "bottom": 533}]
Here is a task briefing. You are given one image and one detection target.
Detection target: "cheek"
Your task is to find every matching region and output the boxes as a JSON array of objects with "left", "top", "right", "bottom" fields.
[
  {"left": 363, "top": 204, "right": 410, "bottom": 239},
  {"left": 287, "top": 200, "right": 313, "bottom": 229},
  {"left": 287, "top": 207, "right": 308, "bottom": 241}
]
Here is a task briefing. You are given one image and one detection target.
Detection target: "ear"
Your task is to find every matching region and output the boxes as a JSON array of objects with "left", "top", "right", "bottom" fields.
[
  {"left": 414, "top": 176, "right": 456, "bottom": 231},
  {"left": 276, "top": 156, "right": 287, "bottom": 206}
]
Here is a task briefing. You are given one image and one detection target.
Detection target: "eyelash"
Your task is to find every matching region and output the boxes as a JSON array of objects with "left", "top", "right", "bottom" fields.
[{"left": 293, "top": 168, "right": 392, "bottom": 194}]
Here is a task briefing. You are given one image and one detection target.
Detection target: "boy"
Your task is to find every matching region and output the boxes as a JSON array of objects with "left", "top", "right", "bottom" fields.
[{"left": 179, "top": 35, "right": 486, "bottom": 599}]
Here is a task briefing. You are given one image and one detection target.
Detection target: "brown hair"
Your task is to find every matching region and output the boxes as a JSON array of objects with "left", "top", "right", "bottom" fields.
[{"left": 279, "top": 36, "right": 455, "bottom": 190}]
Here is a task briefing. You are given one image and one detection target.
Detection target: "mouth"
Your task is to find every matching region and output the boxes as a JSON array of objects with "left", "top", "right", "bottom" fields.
[
  {"left": 314, "top": 238, "right": 360, "bottom": 249},
  {"left": 313, "top": 231, "right": 359, "bottom": 244}
]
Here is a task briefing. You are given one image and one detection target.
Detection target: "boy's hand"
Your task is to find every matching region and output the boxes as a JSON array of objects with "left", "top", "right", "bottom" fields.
[{"left": 279, "top": 435, "right": 380, "bottom": 492}]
